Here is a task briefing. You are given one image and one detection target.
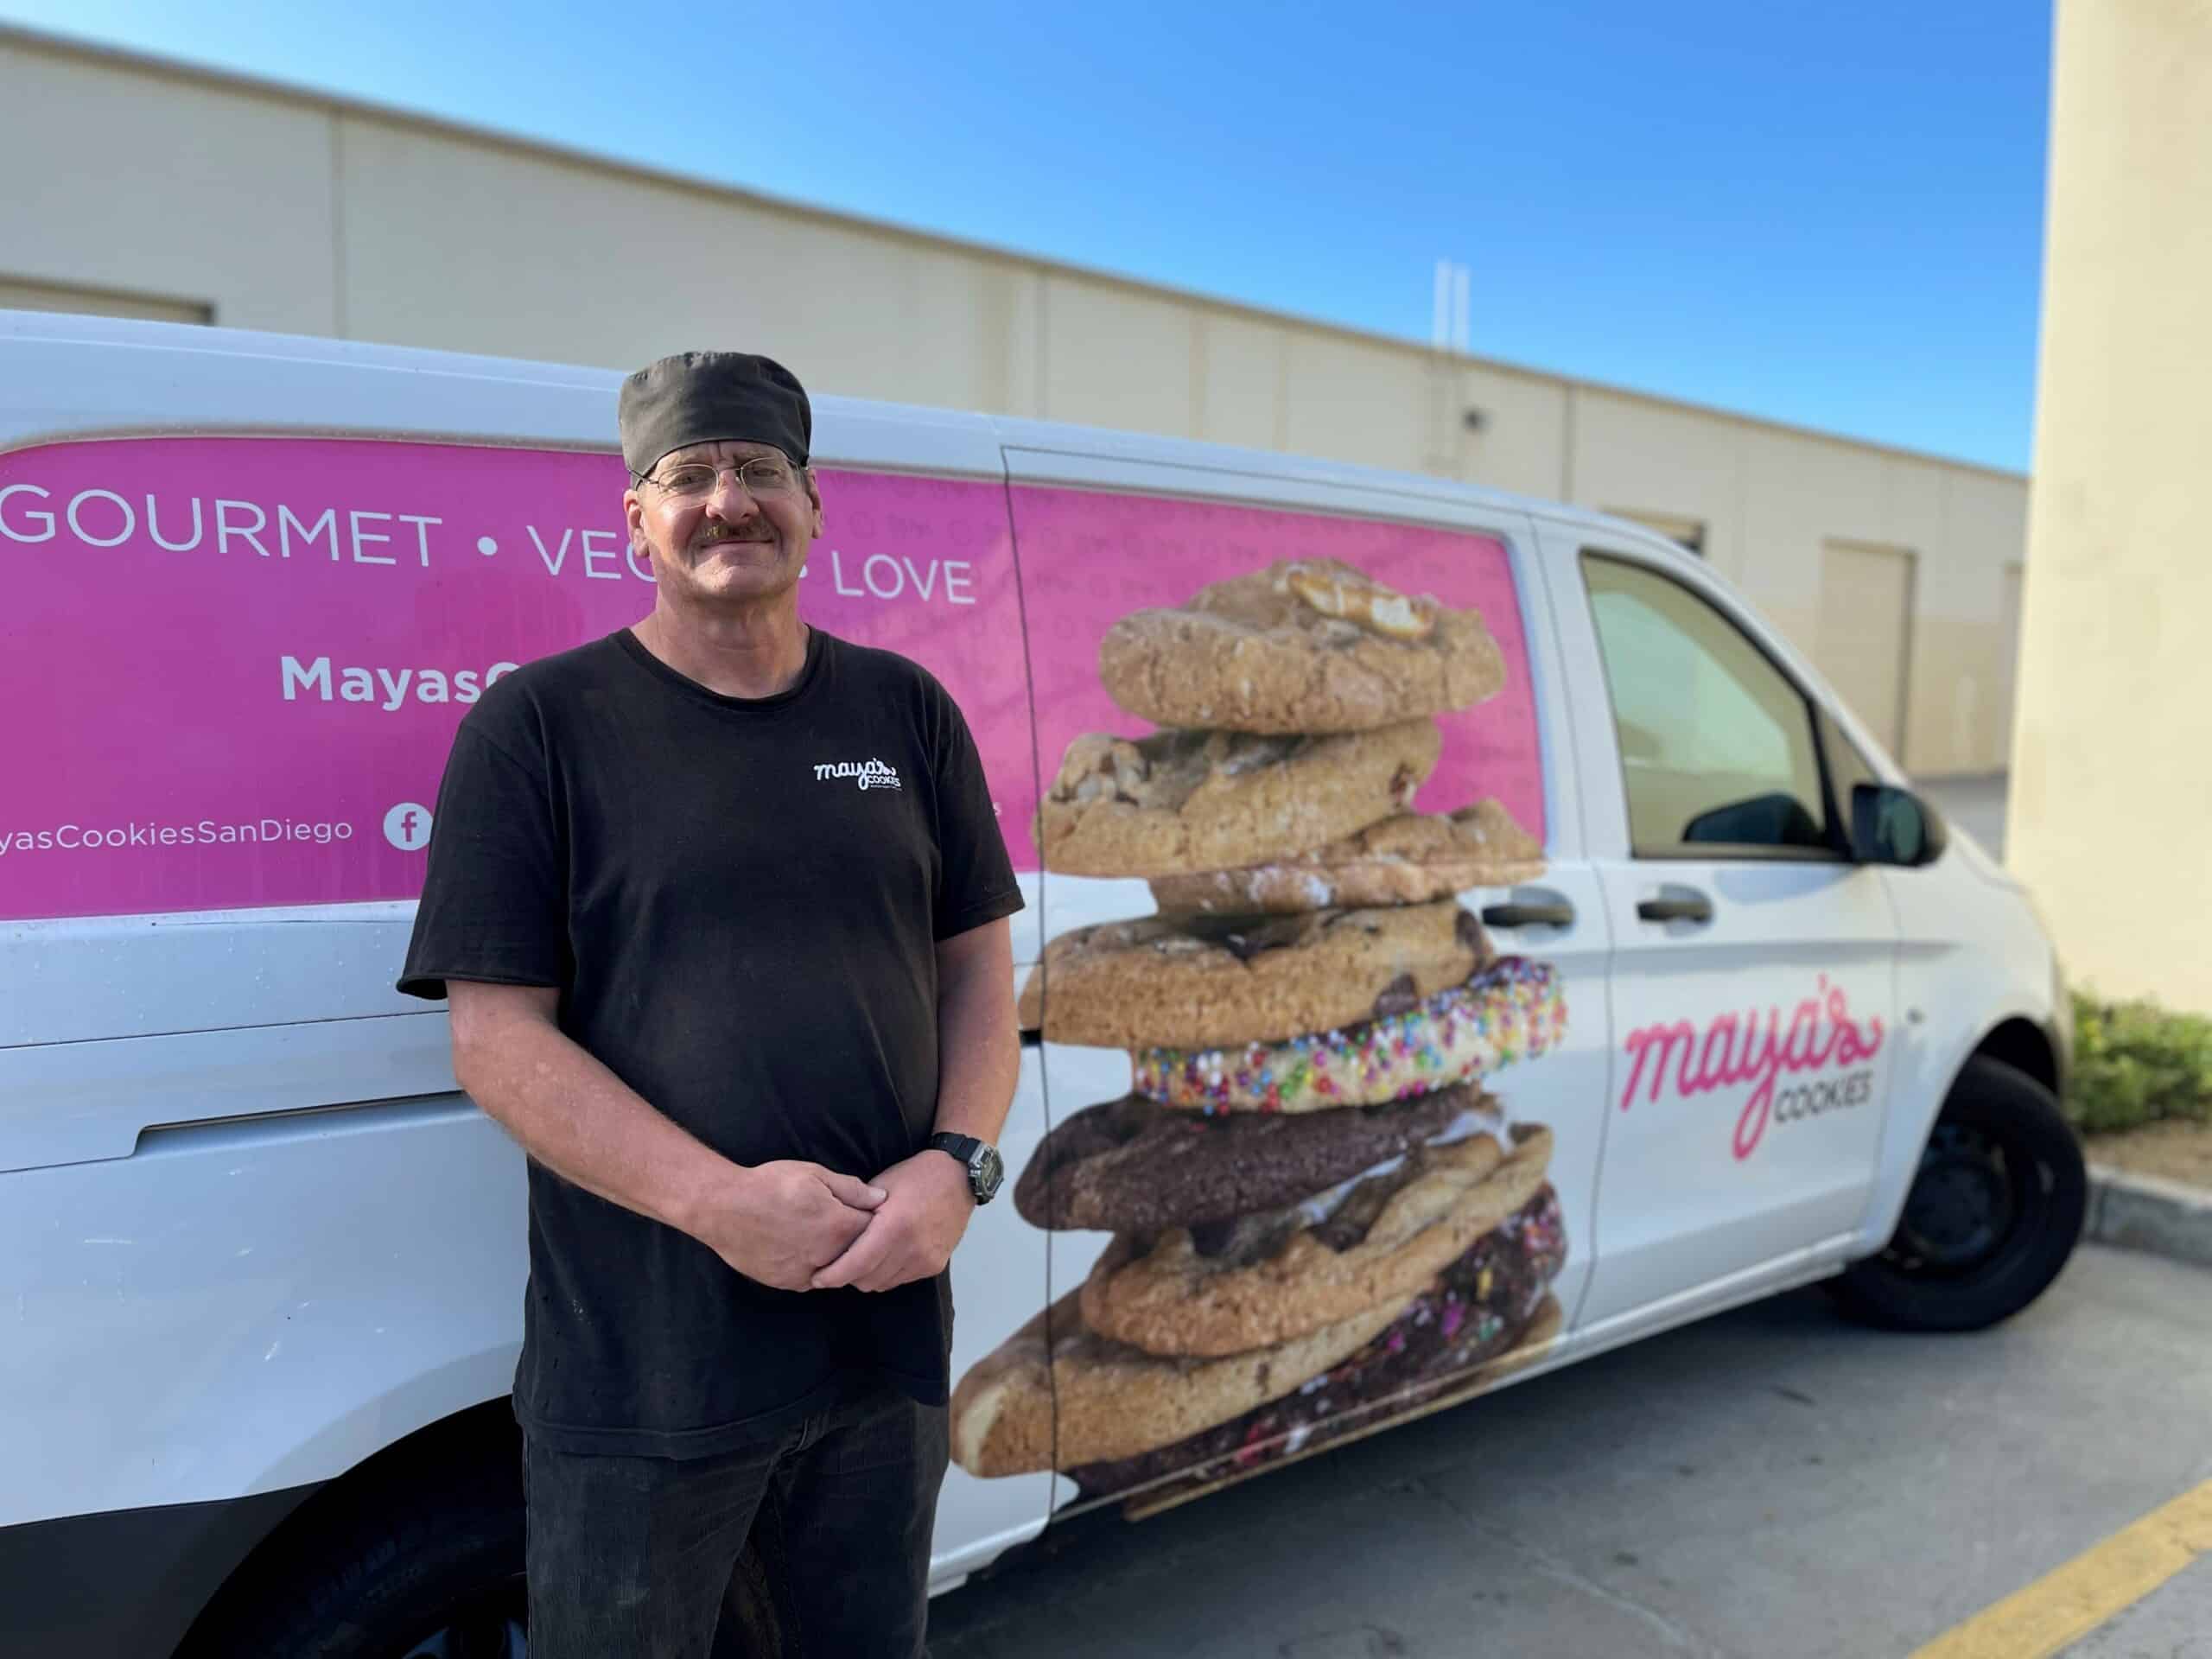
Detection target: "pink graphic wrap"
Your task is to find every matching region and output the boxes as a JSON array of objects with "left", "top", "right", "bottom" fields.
[
  {"left": 1008, "top": 486, "right": 1545, "bottom": 842},
  {"left": 0, "top": 438, "right": 1035, "bottom": 921}
]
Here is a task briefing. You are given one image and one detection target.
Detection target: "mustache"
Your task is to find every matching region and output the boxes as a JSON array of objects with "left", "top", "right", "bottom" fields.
[{"left": 687, "top": 524, "right": 779, "bottom": 553}]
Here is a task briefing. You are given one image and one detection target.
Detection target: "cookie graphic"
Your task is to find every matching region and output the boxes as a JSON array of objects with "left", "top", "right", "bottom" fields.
[
  {"left": 1097, "top": 559, "right": 1506, "bottom": 734},
  {"left": 960, "top": 549, "right": 1574, "bottom": 1509},
  {"left": 1147, "top": 798, "right": 1545, "bottom": 917},
  {"left": 1467, "top": 1292, "right": 1564, "bottom": 1388},
  {"left": 1018, "top": 900, "right": 1490, "bottom": 1052},
  {"left": 948, "top": 1285, "right": 1412, "bottom": 1479},
  {"left": 1068, "top": 1183, "right": 1568, "bottom": 1501},
  {"left": 1078, "top": 1124, "right": 1554, "bottom": 1357},
  {"left": 1037, "top": 720, "right": 1440, "bottom": 879},
  {"left": 1116, "top": 1294, "right": 1567, "bottom": 1522},
  {"left": 1133, "top": 957, "right": 1566, "bottom": 1115},
  {"left": 1013, "top": 1087, "right": 1479, "bottom": 1236}
]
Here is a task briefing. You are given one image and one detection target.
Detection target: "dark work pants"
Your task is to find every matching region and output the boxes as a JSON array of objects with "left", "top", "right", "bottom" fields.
[{"left": 523, "top": 1382, "right": 950, "bottom": 1658}]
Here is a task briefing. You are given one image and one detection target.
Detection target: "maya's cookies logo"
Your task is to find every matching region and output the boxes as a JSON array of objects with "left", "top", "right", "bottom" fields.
[
  {"left": 956, "top": 556, "right": 1569, "bottom": 1512},
  {"left": 812, "top": 758, "right": 902, "bottom": 791},
  {"left": 1619, "top": 976, "right": 1886, "bottom": 1161}
]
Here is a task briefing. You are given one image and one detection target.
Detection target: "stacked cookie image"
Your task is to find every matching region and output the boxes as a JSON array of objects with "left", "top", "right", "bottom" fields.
[{"left": 953, "top": 558, "right": 1575, "bottom": 1509}]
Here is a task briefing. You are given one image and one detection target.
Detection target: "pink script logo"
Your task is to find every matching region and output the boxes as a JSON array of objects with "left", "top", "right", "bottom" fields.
[{"left": 1619, "top": 977, "right": 1885, "bottom": 1161}]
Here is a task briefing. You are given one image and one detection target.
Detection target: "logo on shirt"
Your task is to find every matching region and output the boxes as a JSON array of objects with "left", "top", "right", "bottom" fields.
[{"left": 814, "top": 759, "right": 903, "bottom": 791}]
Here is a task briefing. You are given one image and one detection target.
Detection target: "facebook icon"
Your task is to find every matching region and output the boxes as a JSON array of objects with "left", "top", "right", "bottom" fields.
[{"left": 383, "top": 802, "right": 434, "bottom": 852}]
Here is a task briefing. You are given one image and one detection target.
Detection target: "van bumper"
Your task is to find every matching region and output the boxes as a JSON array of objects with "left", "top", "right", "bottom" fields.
[{"left": 0, "top": 1484, "right": 318, "bottom": 1658}]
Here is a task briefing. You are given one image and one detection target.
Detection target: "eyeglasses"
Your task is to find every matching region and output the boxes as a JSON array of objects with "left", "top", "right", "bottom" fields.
[{"left": 640, "top": 454, "right": 802, "bottom": 499}]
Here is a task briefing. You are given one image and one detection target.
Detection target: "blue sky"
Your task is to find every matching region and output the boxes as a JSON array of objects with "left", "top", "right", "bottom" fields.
[{"left": 3, "top": 1, "right": 2052, "bottom": 471}]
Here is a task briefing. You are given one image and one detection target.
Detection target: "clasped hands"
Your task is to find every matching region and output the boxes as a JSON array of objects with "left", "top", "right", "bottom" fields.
[{"left": 697, "top": 1149, "right": 974, "bottom": 1294}]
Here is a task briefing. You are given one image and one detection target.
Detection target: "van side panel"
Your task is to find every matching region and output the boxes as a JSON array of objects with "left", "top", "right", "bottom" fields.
[
  {"left": 0, "top": 387, "right": 1055, "bottom": 1629},
  {"left": 0, "top": 1102, "right": 524, "bottom": 1528}
]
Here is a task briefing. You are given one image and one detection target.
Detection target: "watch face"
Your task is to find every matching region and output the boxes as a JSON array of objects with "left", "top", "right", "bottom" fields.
[{"left": 973, "top": 1144, "right": 1005, "bottom": 1201}]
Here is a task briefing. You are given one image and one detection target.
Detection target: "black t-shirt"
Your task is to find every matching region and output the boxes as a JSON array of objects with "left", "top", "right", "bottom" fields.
[{"left": 397, "top": 626, "right": 1024, "bottom": 1457}]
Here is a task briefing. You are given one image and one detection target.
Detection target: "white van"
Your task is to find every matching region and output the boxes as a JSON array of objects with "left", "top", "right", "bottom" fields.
[{"left": 0, "top": 311, "right": 2080, "bottom": 1658}]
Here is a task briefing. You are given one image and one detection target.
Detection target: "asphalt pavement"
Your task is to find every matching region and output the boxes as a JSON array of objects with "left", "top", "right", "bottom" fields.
[{"left": 927, "top": 1244, "right": 2212, "bottom": 1659}]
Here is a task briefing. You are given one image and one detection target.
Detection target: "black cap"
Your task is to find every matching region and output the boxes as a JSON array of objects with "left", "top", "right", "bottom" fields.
[{"left": 618, "top": 351, "right": 811, "bottom": 477}]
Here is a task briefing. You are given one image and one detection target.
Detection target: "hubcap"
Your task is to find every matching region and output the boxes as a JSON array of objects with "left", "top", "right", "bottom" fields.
[{"left": 1887, "top": 1123, "right": 2019, "bottom": 1274}]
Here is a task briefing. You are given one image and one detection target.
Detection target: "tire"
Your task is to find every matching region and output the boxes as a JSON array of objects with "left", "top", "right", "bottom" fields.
[
  {"left": 178, "top": 1437, "right": 526, "bottom": 1659},
  {"left": 1828, "top": 1055, "right": 2088, "bottom": 1332}
]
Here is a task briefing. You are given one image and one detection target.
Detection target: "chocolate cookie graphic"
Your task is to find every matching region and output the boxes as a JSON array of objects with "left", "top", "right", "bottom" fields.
[
  {"left": 1013, "top": 1087, "right": 1480, "bottom": 1235},
  {"left": 1077, "top": 1125, "right": 1554, "bottom": 1357},
  {"left": 1068, "top": 1186, "right": 1568, "bottom": 1503}
]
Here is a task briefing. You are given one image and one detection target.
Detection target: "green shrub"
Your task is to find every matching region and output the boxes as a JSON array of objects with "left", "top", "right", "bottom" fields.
[{"left": 2064, "top": 990, "right": 2212, "bottom": 1135}]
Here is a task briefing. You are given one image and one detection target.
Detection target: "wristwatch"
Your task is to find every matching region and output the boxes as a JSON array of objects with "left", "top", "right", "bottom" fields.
[{"left": 927, "top": 1133, "right": 1004, "bottom": 1205}]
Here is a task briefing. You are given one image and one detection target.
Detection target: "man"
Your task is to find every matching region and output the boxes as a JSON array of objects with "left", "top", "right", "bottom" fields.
[{"left": 397, "top": 350, "right": 1022, "bottom": 1657}]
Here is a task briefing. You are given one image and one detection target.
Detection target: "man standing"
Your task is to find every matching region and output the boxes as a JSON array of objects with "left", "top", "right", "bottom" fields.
[{"left": 397, "top": 351, "right": 1022, "bottom": 1656}]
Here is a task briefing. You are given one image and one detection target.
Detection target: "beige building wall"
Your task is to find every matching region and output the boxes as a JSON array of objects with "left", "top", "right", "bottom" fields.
[
  {"left": 0, "top": 42, "right": 336, "bottom": 334},
  {"left": 2012, "top": 0, "right": 2212, "bottom": 1011},
  {"left": 1817, "top": 542, "right": 1916, "bottom": 757},
  {"left": 0, "top": 26, "right": 2028, "bottom": 778}
]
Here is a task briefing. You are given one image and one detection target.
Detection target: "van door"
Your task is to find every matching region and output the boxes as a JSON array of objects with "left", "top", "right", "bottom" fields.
[
  {"left": 1546, "top": 526, "right": 1901, "bottom": 1336},
  {"left": 944, "top": 442, "right": 1611, "bottom": 1519}
]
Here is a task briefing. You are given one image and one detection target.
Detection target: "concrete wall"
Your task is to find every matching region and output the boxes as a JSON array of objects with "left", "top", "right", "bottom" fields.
[
  {"left": 0, "top": 27, "right": 2028, "bottom": 777},
  {"left": 2011, "top": 0, "right": 2212, "bottom": 1011}
]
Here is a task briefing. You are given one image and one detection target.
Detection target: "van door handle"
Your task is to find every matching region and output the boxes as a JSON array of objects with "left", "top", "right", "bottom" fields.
[
  {"left": 1479, "top": 901, "right": 1575, "bottom": 929},
  {"left": 1637, "top": 893, "right": 1714, "bottom": 924}
]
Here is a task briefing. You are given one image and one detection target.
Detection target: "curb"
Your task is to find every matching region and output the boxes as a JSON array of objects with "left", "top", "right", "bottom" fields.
[{"left": 2086, "top": 1165, "right": 2212, "bottom": 1271}]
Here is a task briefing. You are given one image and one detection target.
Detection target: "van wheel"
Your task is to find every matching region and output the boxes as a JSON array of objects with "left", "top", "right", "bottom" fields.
[
  {"left": 179, "top": 1449, "right": 526, "bottom": 1659},
  {"left": 1828, "top": 1056, "right": 2086, "bottom": 1332}
]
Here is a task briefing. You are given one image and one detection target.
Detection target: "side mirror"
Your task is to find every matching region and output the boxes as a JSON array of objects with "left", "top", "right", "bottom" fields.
[{"left": 1850, "top": 783, "right": 1948, "bottom": 868}]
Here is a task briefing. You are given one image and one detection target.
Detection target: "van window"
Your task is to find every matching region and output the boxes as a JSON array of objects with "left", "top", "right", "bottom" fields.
[{"left": 1582, "top": 552, "right": 1834, "bottom": 858}]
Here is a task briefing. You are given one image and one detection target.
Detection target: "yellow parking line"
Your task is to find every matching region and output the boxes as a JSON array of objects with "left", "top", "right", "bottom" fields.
[{"left": 1910, "top": 1477, "right": 2212, "bottom": 1659}]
